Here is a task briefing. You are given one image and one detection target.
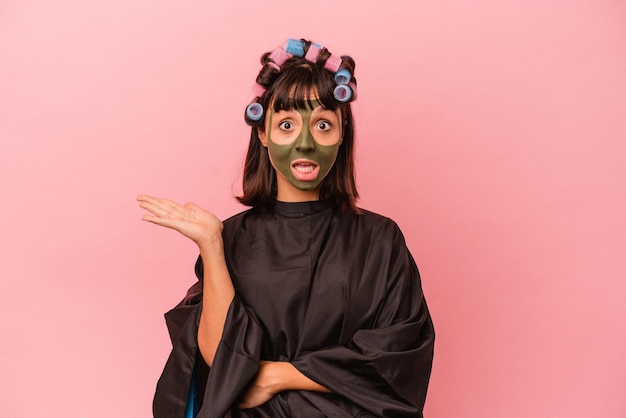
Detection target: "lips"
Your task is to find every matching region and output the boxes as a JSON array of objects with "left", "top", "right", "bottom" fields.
[{"left": 291, "top": 159, "right": 320, "bottom": 181}]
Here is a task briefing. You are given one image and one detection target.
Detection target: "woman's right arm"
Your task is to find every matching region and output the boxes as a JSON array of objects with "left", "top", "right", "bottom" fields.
[
  {"left": 137, "top": 194, "right": 234, "bottom": 365},
  {"left": 196, "top": 236, "right": 234, "bottom": 365}
]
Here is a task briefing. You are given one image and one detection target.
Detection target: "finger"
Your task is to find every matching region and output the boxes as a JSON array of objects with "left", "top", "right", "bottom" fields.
[
  {"left": 141, "top": 214, "right": 180, "bottom": 230},
  {"left": 137, "top": 194, "right": 163, "bottom": 205},
  {"left": 137, "top": 195, "right": 180, "bottom": 211},
  {"left": 139, "top": 197, "right": 189, "bottom": 219},
  {"left": 138, "top": 200, "right": 173, "bottom": 218}
]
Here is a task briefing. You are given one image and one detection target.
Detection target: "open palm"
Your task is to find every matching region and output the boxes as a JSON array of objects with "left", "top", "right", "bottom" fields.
[{"left": 137, "top": 195, "right": 223, "bottom": 247}]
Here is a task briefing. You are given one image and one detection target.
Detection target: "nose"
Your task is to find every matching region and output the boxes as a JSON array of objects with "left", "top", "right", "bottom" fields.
[{"left": 294, "top": 126, "right": 315, "bottom": 152}]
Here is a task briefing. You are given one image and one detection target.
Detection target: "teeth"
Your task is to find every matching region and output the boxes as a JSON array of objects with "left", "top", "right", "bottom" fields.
[{"left": 294, "top": 164, "right": 315, "bottom": 173}]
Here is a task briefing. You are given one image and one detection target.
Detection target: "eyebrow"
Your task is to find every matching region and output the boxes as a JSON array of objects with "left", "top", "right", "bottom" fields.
[{"left": 312, "top": 108, "right": 339, "bottom": 118}]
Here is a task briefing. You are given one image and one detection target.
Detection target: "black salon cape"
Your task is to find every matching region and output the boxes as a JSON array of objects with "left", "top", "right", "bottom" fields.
[{"left": 153, "top": 200, "right": 434, "bottom": 418}]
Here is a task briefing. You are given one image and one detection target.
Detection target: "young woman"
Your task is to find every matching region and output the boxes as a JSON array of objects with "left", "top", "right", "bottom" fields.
[{"left": 138, "top": 38, "right": 434, "bottom": 418}]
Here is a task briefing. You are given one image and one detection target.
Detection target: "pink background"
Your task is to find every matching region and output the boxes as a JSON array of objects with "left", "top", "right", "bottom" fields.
[{"left": 1, "top": 1, "right": 624, "bottom": 417}]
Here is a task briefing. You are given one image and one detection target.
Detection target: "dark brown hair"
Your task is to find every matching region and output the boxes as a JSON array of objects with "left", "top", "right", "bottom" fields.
[{"left": 237, "top": 39, "right": 359, "bottom": 213}]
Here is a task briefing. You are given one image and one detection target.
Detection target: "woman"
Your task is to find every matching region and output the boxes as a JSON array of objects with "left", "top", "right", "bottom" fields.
[{"left": 138, "top": 38, "right": 434, "bottom": 418}]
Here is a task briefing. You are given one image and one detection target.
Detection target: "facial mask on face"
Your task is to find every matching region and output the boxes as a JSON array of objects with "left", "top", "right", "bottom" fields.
[{"left": 266, "top": 105, "right": 342, "bottom": 192}]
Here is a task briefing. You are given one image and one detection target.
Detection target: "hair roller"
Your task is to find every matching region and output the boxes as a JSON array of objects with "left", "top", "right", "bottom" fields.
[
  {"left": 324, "top": 54, "right": 343, "bottom": 73},
  {"left": 334, "top": 69, "right": 351, "bottom": 86},
  {"left": 246, "top": 102, "right": 264, "bottom": 121},
  {"left": 348, "top": 82, "right": 357, "bottom": 100},
  {"left": 285, "top": 39, "right": 305, "bottom": 57},
  {"left": 304, "top": 45, "right": 322, "bottom": 64},
  {"left": 333, "top": 84, "right": 352, "bottom": 102},
  {"left": 268, "top": 47, "right": 291, "bottom": 68}
]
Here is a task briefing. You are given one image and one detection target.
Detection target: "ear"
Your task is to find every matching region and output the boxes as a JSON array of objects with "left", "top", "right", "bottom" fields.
[{"left": 257, "top": 127, "right": 268, "bottom": 147}]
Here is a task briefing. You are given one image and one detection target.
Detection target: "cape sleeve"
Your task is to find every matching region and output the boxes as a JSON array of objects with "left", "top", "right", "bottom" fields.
[
  {"left": 290, "top": 222, "right": 435, "bottom": 418},
  {"left": 153, "top": 257, "right": 265, "bottom": 418}
]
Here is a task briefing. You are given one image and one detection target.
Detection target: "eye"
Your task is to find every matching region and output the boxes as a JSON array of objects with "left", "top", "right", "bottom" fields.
[
  {"left": 278, "top": 120, "right": 294, "bottom": 130},
  {"left": 316, "top": 120, "right": 332, "bottom": 131}
]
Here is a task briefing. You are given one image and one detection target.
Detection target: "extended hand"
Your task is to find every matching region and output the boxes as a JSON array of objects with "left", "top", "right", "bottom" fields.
[{"left": 137, "top": 195, "right": 223, "bottom": 247}]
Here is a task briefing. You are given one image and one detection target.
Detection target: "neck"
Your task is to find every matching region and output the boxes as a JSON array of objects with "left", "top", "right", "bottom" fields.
[{"left": 276, "top": 188, "right": 320, "bottom": 202}]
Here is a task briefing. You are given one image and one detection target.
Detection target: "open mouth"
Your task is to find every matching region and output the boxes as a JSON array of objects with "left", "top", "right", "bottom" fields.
[
  {"left": 293, "top": 162, "right": 317, "bottom": 173},
  {"left": 291, "top": 160, "right": 320, "bottom": 181}
]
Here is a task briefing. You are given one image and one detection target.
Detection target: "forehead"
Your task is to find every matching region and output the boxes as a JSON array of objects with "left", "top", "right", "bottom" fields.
[
  {"left": 272, "top": 93, "right": 320, "bottom": 110},
  {"left": 273, "top": 99, "right": 320, "bottom": 112},
  {"left": 270, "top": 95, "right": 338, "bottom": 113},
  {"left": 270, "top": 82, "right": 340, "bottom": 113},
  {"left": 269, "top": 103, "right": 341, "bottom": 121}
]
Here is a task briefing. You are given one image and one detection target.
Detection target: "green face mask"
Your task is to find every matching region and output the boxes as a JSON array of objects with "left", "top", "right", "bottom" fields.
[{"left": 265, "top": 103, "right": 342, "bottom": 193}]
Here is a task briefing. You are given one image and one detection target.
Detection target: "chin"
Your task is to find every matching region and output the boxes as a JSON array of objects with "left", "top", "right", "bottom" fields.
[{"left": 296, "top": 184, "right": 317, "bottom": 191}]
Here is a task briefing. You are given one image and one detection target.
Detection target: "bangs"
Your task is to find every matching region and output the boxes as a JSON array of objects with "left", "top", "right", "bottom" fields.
[{"left": 268, "top": 61, "right": 339, "bottom": 112}]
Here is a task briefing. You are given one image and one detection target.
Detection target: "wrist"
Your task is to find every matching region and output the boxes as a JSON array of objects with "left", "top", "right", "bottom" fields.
[
  {"left": 198, "top": 234, "right": 224, "bottom": 253},
  {"left": 261, "top": 361, "right": 291, "bottom": 393}
]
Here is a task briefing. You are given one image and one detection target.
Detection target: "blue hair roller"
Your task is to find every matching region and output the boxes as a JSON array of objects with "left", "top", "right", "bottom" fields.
[
  {"left": 246, "top": 103, "right": 264, "bottom": 121},
  {"left": 285, "top": 39, "right": 305, "bottom": 57},
  {"left": 334, "top": 69, "right": 351, "bottom": 85},
  {"left": 333, "top": 84, "right": 352, "bottom": 102}
]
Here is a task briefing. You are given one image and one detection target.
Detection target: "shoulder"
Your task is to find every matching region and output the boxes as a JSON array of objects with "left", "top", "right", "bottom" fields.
[
  {"left": 220, "top": 208, "right": 254, "bottom": 242},
  {"left": 354, "top": 207, "right": 403, "bottom": 234},
  {"left": 354, "top": 207, "right": 397, "bottom": 225},
  {"left": 222, "top": 207, "right": 255, "bottom": 226},
  {"left": 335, "top": 207, "right": 406, "bottom": 247}
]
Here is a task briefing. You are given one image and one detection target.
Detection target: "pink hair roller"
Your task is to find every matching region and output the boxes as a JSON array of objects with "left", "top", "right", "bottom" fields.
[
  {"left": 269, "top": 47, "right": 291, "bottom": 68},
  {"left": 304, "top": 45, "right": 321, "bottom": 64},
  {"left": 348, "top": 82, "right": 357, "bottom": 100},
  {"left": 324, "top": 54, "right": 342, "bottom": 73}
]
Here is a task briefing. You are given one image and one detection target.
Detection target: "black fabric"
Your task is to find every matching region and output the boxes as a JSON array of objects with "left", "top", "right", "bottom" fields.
[{"left": 153, "top": 200, "right": 435, "bottom": 417}]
